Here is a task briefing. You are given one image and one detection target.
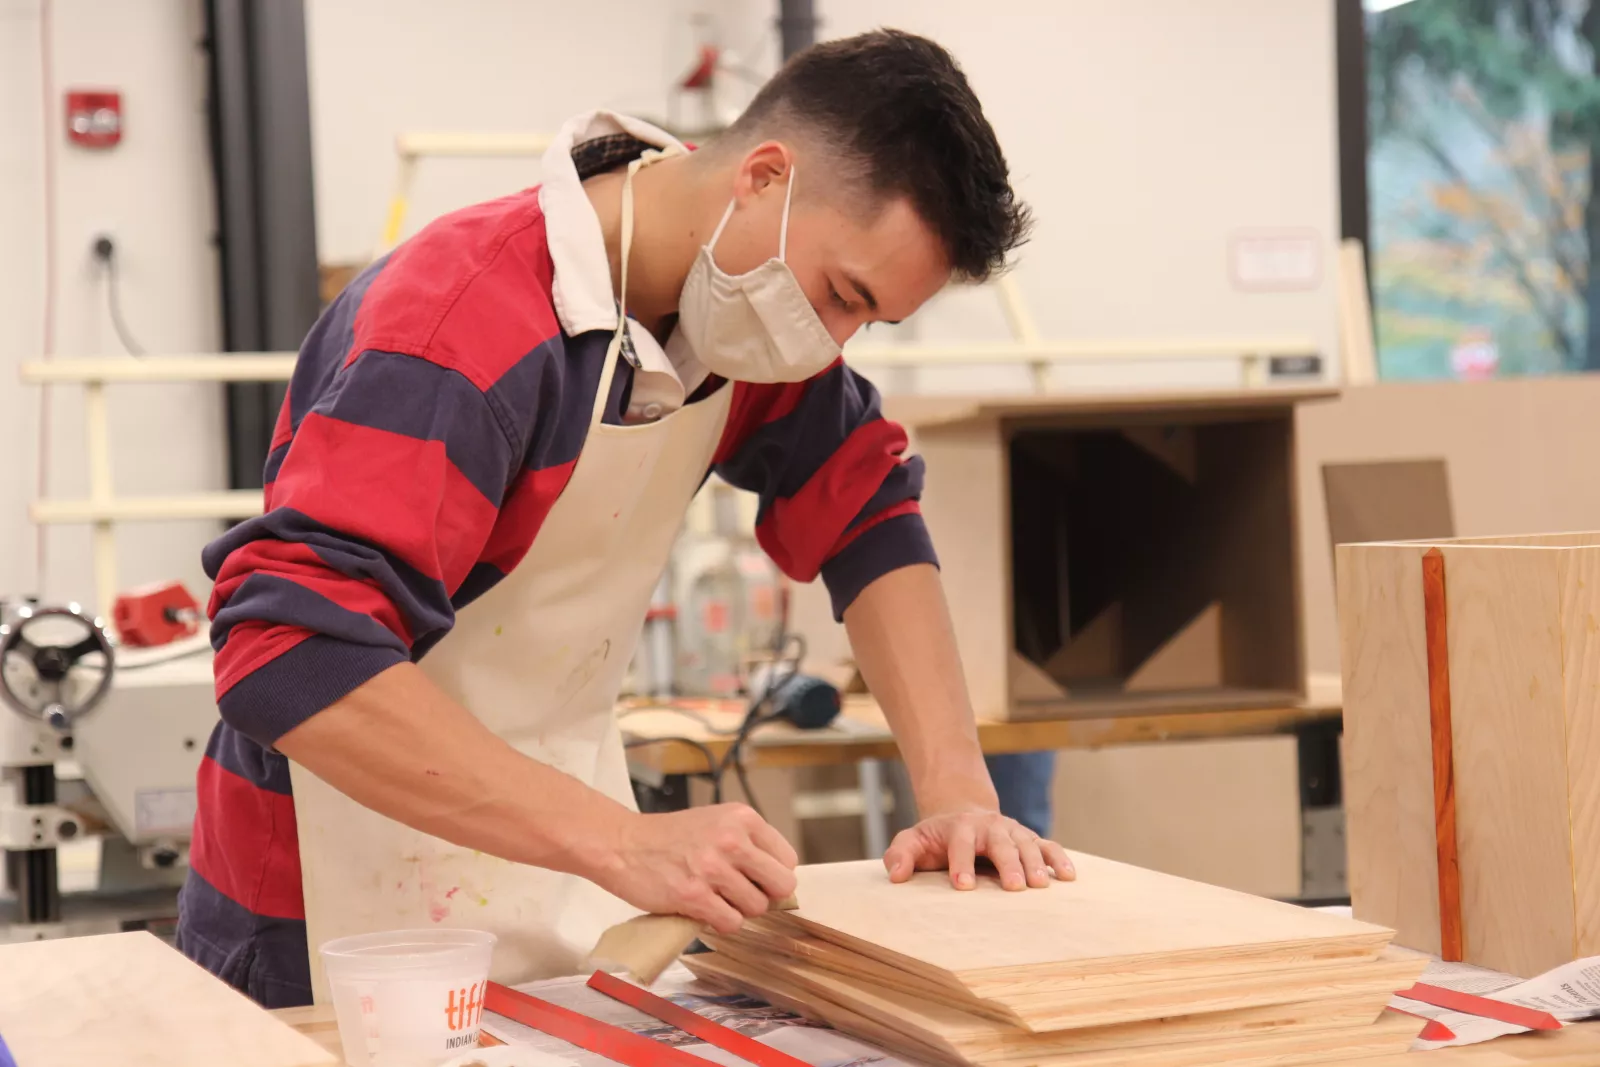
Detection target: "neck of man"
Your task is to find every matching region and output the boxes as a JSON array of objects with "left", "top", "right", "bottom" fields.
[{"left": 583, "top": 154, "right": 718, "bottom": 341}]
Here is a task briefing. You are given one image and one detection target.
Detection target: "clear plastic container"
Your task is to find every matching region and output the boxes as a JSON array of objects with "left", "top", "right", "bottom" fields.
[{"left": 320, "top": 928, "right": 496, "bottom": 1067}]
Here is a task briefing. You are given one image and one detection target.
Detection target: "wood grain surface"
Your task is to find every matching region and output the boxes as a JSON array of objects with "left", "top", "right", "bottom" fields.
[{"left": 0, "top": 932, "right": 333, "bottom": 1067}]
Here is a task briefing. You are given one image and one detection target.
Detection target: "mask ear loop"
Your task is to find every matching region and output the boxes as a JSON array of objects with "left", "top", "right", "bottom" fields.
[
  {"left": 778, "top": 166, "right": 795, "bottom": 262},
  {"left": 705, "top": 164, "right": 797, "bottom": 262}
]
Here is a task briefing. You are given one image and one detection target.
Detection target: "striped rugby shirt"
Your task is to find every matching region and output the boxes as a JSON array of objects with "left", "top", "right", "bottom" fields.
[{"left": 176, "top": 118, "right": 938, "bottom": 1007}]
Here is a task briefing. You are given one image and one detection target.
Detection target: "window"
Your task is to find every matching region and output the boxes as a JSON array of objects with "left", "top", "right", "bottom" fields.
[{"left": 1360, "top": 0, "right": 1600, "bottom": 379}]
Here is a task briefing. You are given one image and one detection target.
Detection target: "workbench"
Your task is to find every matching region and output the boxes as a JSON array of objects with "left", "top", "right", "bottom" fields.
[
  {"left": 621, "top": 678, "right": 1342, "bottom": 862},
  {"left": 619, "top": 693, "right": 1341, "bottom": 777},
  {"left": 270, "top": 1000, "right": 1600, "bottom": 1065}
]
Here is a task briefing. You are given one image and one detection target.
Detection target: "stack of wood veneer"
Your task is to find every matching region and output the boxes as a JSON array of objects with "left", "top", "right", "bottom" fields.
[{"left": 683, "top": 855, "right": 1427, "bottom": 1067}]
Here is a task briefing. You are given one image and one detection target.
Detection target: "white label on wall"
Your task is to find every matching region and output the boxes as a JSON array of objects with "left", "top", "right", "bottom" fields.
[
  {"left": 135, "top": 786, "right": 197, "bottom": 837},
  {"left": 1229, "top": 230, "right": 1321, "bottom": 291}
]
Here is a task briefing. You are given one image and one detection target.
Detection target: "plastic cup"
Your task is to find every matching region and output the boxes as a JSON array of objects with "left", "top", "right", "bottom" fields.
[{"left": 320, "top": 928, "right": 496, "bottom": 1067}]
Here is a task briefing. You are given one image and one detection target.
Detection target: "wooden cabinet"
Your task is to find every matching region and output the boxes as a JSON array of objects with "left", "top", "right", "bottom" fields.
[{"left": 889, "top": 390, "right": 1333, "bottom": 722}]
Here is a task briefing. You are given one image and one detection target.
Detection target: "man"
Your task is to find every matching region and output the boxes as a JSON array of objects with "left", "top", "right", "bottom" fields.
[{"left": 177, "top": 29, "right": 1074, "bottom": 1009}]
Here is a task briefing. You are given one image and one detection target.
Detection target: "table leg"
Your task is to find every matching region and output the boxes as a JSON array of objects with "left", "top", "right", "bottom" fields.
[{"left": 857, "top": 758, "right": 888, "bottom": 858}]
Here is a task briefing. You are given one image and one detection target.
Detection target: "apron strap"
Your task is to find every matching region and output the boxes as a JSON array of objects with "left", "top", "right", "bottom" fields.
[{"left": 591, "top": 146, "right": 683, "bottom": 432}]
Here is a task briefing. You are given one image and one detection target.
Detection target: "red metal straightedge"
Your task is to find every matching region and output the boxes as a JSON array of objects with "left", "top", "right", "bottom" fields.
[
  {"left": 1399, "top": 984, "right": 1562, "bottom": 1032},
  {"left": 483, "top": 982, "right": 707, "bottom": 1067},
  {"left": 588, "top": 970, "right": 814, "bottom": 1067}
]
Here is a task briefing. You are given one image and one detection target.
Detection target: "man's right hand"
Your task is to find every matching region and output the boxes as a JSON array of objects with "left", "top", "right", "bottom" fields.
[{"left": 593, "top": 803, "right": 798, "bottom": 933}]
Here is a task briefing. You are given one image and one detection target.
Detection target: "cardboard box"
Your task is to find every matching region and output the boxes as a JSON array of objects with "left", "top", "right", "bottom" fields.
[
  {"left": 1338, "top": 531, "right": 1600, "bottom": 977},
  {"left": 890, "top": 389, "right": 1332, "bottom": 721}
]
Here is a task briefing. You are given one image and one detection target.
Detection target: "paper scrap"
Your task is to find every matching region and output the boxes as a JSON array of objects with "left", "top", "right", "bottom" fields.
[{"left": 1388, "top": 954, "right": 1600, "bottom": 1048}]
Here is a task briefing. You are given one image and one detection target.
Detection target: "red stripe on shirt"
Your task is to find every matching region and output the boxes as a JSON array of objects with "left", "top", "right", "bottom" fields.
[
  {"left": 271, "top": 412, "right": 499, "bottom": 589},
  {"left": 352, "top": 192, "right": 561, "bottom": 392},
  {"left": 826, "top": 498, "right": 922, "bottom": 559},
  {"left": 755, "top": 418, "right": 909, "bottom": 581},
  {"left": 214, "top": 621, "right": 316, "bottom": 699},
  {"left": 712, "top": 369, "right": 837, "bottom": 466},
  {"left": 269, "top": 387, "right": 294, "bottom": 452},
  {"left": 479, "top": 459, "right": 578, "bottom": 573},
  {"left": 209, "top": 541, "right": 415, "bottom": 649},
  {"left": 190, "top": 755, "right": 306, "bottom": 920}
]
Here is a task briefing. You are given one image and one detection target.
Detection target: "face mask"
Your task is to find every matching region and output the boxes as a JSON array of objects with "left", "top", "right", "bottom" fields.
[{"left": 672, "top": 167, "right": 841, "bottom": 384}]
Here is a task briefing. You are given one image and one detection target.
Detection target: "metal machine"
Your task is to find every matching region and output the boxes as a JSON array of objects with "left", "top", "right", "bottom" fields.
[{"left": 0, "top": 599, "right": 215, "bottom": 940}]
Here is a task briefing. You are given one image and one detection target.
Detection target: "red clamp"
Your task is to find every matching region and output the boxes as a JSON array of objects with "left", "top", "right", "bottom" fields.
[{"left": 114, "top": 580, "right": 201, "bottom": 647}]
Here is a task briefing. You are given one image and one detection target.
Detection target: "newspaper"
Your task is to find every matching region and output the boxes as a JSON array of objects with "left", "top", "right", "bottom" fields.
[
  {"left": 478, "top": 964, "right": 906, "bottom": 1067},
  {"left": 1389, "top": 955, "right": 1600, "bottom": 1050}
]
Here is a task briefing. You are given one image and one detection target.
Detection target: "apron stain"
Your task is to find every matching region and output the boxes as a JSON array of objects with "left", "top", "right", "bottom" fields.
[{"left": 494, "top": 624, "right": 503, "bottom": 636}]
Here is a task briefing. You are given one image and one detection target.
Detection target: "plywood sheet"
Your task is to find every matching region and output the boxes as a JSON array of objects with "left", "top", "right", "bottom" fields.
[
  {"left": 685, "top": 951, "right": 1419, "bottom": 1067},
  {"left": 781, "top": 856, "right": 1393, "bottom": 998},
  {"left": 1440, "top": 545, "right": 1578, "bottom": 976},
  {"left": 0, "top": 932, "right": 334, "bottom": 1067},
  {"left": 1321, "top": 458, "right": 1454, "bottom": 550},
  {"left": 708, "top": 926, "right": 1424, "bottom": 1034},
  {"left": 1123, "top": 602, "right": 1223, "bottom": 692},
  {"left": 1051, "top": 736, "right": 1300, "bottom": 899},
  {"left": 1336, "top": 542, "right": 1442, "bottom": 957},
  {"left": 916, "top": 422, "right": 1011, "bottom": 720},
  {"left": 1562, "top": 548, "right": 1600, "bottom": 957}
]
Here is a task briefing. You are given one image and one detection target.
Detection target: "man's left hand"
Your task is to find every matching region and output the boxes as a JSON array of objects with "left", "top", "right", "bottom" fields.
[{"left": 883, "top": 808, "right": 1076, "bottom": 891}]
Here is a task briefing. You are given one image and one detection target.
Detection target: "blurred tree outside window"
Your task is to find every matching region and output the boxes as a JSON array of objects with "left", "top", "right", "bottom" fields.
[{"left": 1368, "top": 0, "right": 1600, "bottom": 379}]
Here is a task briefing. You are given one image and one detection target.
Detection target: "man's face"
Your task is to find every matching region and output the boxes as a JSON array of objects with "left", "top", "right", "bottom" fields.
[{"left": 708, "top": 146, "right": 951, "bottom": 346}]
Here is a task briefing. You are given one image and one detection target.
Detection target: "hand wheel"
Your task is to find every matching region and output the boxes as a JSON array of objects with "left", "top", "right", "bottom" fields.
[{"left": 0, "top": 603, "right": 114, "bottom": 732}]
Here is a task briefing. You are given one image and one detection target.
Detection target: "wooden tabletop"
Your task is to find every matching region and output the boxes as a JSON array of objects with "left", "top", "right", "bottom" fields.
[
  {"left": 270, "top": 1000, "right": 1600, "bottom": 1065},
  {"left": 619, "top": 693, "right": 1342, "bottom": 777}
]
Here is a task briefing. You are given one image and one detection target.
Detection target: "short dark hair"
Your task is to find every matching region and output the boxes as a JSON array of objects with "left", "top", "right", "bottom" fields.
[{"left": 722, "top": 28, "right": 1030, "bottom": 282}]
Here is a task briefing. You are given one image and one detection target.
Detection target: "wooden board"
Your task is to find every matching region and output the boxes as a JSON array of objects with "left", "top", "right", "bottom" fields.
[
  {"left": 1340, "top": 538, "right": 1596, "bottom": 977},
  {"left": 708, "top": 927, "right": 1424, "bottom": 1033},
  {"left": 1051, "top": 736, "right": 1302, "bottom": 899},
  {"left": 1439, "top": 546, "right": 1578, "bottom": 976},
  {"left": 778, "top": 856, "right": 1392, "bottom": 1007},
  {"left": 1321, "top": 458, "right": 1454, "bottom": 550},
  {"left": 685, "top": 951, "right": 1420, "bottom": 1067},
  {"left": 1337, "top": 542, "right": 1443, "bottom": 957},
  {"left": 1560, "top": 548, "right": 1600, "bottom": 958},
  {"left": 707, "top": 927, "right": 1420, "bottom": 1036},
  {"left": 914, "top": 419, "right": 1012, "bottom": 721},
  {"left": 0, "top": 932, "right": 335, "bottom": 1067}
]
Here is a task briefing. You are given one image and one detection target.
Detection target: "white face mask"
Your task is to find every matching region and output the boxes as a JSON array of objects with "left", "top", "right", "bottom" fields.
[{"left": 671, "top": 168, "right": 841, "bottom": 384}]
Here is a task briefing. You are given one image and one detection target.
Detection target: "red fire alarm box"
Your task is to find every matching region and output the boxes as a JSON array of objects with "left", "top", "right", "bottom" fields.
[{"left": 66, "top": 90, "right": 122, "bottom": 148}]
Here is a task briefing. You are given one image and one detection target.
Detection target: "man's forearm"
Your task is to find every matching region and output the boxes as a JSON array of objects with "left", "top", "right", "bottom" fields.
[
  {"left": 275, "top": 662, "right": 629, "bottom": 882},
  {"left": 842, "top": 563, "right": 999, "bottom": 814}
]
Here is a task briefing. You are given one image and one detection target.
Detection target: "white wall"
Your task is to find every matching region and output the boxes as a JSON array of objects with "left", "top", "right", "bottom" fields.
[
  {"left": 306, "top": 0, "right": 777, "bottom": 265},
  {"left": 824, "top": 0, "right": 1342, "bottom": 393},
  {"left": 0, "top": 0, "right": 225, "bottom": 610},
  {"left": 308, "top": 0, "right": 1340, "bottom": 389}
]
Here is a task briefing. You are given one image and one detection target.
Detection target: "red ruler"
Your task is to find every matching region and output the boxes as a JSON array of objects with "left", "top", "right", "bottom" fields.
[
  {"left": 483, "top": 982, "right": 710, "bottom": 1067},
  {"left": 588, "top": 969, "right": 814, "bottom": 1067},
  {"left": 1399, "top": 983, "right": 1562, "bottom": 1032}
]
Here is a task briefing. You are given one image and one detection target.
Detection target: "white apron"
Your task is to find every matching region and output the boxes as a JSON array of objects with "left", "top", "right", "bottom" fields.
[{"left": 291, "top": 151, "right": 731, "bottom": 1002}]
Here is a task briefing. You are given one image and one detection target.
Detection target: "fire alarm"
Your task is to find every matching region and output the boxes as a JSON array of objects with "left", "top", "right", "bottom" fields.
[{"left": 65, "top": 89, "right": 122, "bottom": 148}]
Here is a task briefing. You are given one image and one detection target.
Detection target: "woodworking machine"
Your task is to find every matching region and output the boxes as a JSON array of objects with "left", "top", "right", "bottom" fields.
[{"left": 0, "top": 599, "right": 214, "bottom": 940}]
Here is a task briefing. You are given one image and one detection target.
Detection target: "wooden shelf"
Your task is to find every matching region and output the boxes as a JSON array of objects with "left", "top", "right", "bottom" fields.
[
  {"left": 32, "top": 490, "right": 265, "bottom": 524},
  {"left": 395, "top": 131, "right": 550, "bottom": 158},
  {"left": 21, "top": 355, "right": 296, "bottom": 384},
  {"left": 844, "top": 337, "right": 1319, "bottom": 365}
]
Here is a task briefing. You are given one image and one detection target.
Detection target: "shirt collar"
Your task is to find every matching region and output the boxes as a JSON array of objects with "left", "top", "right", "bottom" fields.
[{"left": 539, "top": 110, "right": 684, "bottom": 338}]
